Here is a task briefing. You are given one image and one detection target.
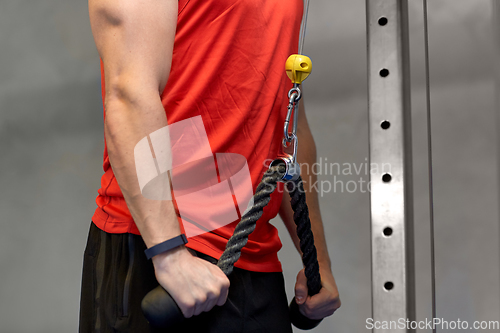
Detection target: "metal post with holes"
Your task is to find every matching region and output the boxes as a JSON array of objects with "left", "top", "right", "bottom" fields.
[{"left": 366, "top": 1, "right": 415, "bottom": 332}]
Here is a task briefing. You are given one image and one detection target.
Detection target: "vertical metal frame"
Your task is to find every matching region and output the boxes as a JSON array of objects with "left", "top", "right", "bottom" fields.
[
  {"left": 366, "top": 0, "right": 415, "bottom": 331},
  {"left": 494, "top": 1, "right": 500, "bottom": 307}
]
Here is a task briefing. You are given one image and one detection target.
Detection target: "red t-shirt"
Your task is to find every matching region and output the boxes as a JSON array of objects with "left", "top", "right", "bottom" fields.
[{"left": 92, "top": 0, "right": 303, "bottom": 272}]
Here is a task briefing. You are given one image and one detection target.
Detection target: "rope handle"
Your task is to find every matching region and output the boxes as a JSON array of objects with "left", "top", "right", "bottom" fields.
[
  {"left": 141, "top": 164, "right": 285, "bottom": 328},
  {"left": 141, "top": 164, "right": 323, "bottom": 330},
  {"left": 287, "top": 177, "right": 323, "bottom": 330}
]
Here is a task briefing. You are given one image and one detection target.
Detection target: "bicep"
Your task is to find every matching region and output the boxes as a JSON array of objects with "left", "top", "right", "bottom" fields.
[{"left": 89, "top": 0, "right": 178, "bottom": 95}]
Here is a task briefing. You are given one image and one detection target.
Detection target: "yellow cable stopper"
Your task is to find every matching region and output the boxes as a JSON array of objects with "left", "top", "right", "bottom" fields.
[{"left": 285, "top": 54, "right": 312, "bottom": 84}]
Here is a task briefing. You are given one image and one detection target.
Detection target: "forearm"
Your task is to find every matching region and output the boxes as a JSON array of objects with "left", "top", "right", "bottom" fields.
[
  {"left": 105, "top": 93, "right": 179, "bottom": 248},
  {"left": 296, "top": 126, "right": 331, "bottom": 270},
  {"left": 284, "top": 100, "right": 341, "bottom": 317},
  {"left": 279, "top": 191, "right": 301, "bottom": 253},
  {"left": 280, "top": 99, "right": 332, "bottom": 270}
]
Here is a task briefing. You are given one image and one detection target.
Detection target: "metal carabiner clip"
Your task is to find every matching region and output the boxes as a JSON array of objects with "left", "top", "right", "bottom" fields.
[{"left": 283, "top": 86, "right": 301, "bottom": 143}]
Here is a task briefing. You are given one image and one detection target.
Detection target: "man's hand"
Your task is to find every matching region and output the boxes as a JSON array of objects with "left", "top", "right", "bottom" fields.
[
  {"left": 152, "top": 247, "right": 230, "bottom": 318},
  {"left": 294, "top": 267, "right": 341, "bottom": 320}
]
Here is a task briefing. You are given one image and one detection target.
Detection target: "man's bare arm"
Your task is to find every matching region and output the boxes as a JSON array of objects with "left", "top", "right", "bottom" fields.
[
  {"left": 89, "top": 0, "right": 229, "bottom": 317},
  {"left": 90, "top": 0, "right": 178, "bottom": 249},
  {"left": 279, "top": 99, "right": 341, "bottom": 319}
]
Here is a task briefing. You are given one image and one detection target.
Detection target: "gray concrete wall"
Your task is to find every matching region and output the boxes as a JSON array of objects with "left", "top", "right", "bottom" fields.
[{"left": 0, "top": 0, "right": 498, "bottom": 332}]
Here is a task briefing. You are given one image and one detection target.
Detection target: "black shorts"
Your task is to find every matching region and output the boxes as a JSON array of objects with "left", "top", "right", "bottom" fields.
[{"left": 79, "top": 222, "right": 292, "bottom": 333}]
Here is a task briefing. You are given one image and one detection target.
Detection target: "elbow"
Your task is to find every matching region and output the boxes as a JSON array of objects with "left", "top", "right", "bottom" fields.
[
  {"left": 102, "top": 80, "right": 163, "bottom": 140},
  {"left": 102, "top": 81, "right": 139, "bottom": 140},
  {"left": 90, "top": 0, "right": 124, "bottom": 28},
  {"left": 104, "top": 76, "right": 159, "bottom": 114},
  {"left": 104, "top": 77, "right": 138, "bottom": 110}
]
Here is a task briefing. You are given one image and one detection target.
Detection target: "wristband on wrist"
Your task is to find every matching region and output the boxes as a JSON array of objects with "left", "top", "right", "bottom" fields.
[{"left": 144, "top": 234, "right": 188, "bottom": 260}]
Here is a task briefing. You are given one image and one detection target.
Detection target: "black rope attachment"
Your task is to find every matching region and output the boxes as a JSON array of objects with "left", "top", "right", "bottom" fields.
[
  {"left": 287, "top": 177, "right": 322, "bottom": 295},
  {"left": 286, "top": 176, "right": 323, "bottom": 330},
  {"left": 142, "top": 162, "right": 323, "bottom": 330},
  {"left": 218, "top": 164, "right": 286, "bottom": 275}
]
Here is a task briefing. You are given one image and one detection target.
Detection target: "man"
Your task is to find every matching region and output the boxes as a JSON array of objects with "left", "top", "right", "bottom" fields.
[{"left": 79, "top": 0, "right": 340, "bottom": 332}]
